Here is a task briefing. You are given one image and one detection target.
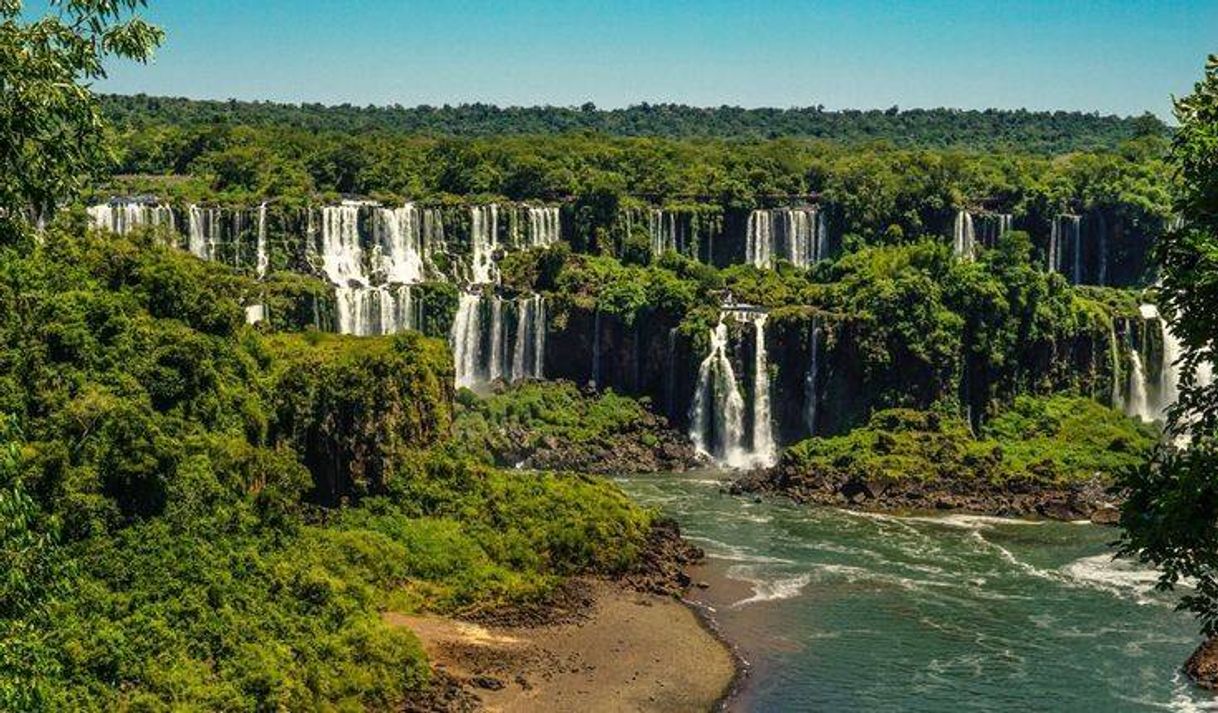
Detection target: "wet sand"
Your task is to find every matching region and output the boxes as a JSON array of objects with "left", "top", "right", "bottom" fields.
[{"left": 388, "top": 578, "right": 736, "bottom": 712}]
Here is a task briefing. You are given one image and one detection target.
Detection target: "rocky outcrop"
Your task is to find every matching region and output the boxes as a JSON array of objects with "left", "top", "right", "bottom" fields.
[
  {"left": 733, "top": 466, "right": 1122, "bottom": 523},
  {"left": 619, "top": 518, "right": 705, "bottom": 597},
  {"left": 1186, "top": 637, "right": 1218, "bottom": 690}
]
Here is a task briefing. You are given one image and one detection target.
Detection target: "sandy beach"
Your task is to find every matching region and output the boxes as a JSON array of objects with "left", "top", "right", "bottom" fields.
[{"left": 388, "top": 578, "right": 736, "bottom": 712}]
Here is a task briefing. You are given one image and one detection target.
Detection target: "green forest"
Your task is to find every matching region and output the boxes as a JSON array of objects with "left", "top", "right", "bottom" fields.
[{"left": 102, "top": 93, "right": 1166, "bottom": 153}]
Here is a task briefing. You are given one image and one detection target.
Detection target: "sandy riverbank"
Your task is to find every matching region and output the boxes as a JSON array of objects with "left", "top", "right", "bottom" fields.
[{"left": 388, "top": 578, "right": 736, "bottom": 712}]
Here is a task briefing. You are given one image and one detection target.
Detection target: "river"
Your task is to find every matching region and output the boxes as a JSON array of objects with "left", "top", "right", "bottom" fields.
[{"left": 616, "top": 470, "right": 1214, "bottom": 712}]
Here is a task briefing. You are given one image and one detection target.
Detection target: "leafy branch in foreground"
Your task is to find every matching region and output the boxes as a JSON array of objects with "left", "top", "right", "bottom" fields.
[{"left": 0, "top": 1, "right": 162, "bottom": 236}]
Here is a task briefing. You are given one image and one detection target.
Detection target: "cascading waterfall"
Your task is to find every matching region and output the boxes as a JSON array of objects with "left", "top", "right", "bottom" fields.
[
  {"left": 374, "top": 204, "right": 427, "bottom": 284},
  {"left": 649, "top": 210, "right": 678, "bottom": 256},
  {"left": 245, "top": 203, "right": 271, "bottom": 326},
  {"left": 524, "top": 206, "right": 560, "bottom": 248},
  {"left": 953, "top": 210, "right": 976, "bottom": 260},
  {"left": 974, "top": 213, "right": 1012, "bottom": 248},
  {"left": 320, "top": 203, "right": 366, "bottom": 286},
  {"left": 1127, "top": 349, "right": 1153, "bottom": 423},
  {"left": 689, "top": 310, "right": 776, "bottom": 468},
  {"left": 817, "top": 210, "right": 830, "bottom": 263},
  {"left": 187, "top": 205, "right": 223, "bottom": 261},
  {"left": 1048, "top": 215, "right": 1082, "bottom": 279},
  {"left": 450, "top": 292, "right": 546, "bottom": 390},
  {"left": 746, "top": 211, "right": 773, "bottom": 268},
  {"left": 746, "top": 208, "right": 823, "bottom": 270},
  {"left": 750, "top": 313, "right": 776, "bottom": 465},
  {"left": 1124, "top": 304, "right": 1185, "bottom": 425},
  {"left": 1154, "top": 306, "right": 1182, "bottom": 422},
  {"left": 256, "top": 202, "right": 269, "bottom": 279},
  {"left": 87, "top": 201, "right": 175, "bottom": 235},
  {"left": 690, "top": 317, "right": 748, "bottom": 467},
  {"left": 452, "top": 292, "right": 484, "bottom": 390},
  {"left": 510, "top": 294, "right": 547, "bottom": 381},
  {"left": 469, "top": 204, "right": 499, "bottom": 284},
  {"left": 335, "top": 285, "right": 420, "bottom": 336},
  {"left": 318, "top": 202, "right": 424, "bottom": 336}
]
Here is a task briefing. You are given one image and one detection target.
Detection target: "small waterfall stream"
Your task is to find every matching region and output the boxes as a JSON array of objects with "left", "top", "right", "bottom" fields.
[
  {"left": 1048, "top": 215, "right": 1082, "bottom": 280},
  {"left": 953, "top": 210, "right": 976, "bottom": 260},
  {"left": 804, "top": 317, "right": 823, "bottom": 437},
  {"left": 255, "top": 202, "right": 269, "bottom": 279}
]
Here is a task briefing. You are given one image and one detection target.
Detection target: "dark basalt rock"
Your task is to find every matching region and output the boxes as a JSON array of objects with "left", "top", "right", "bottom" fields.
[
  {"left": 1186, "top": 637, "right": 1218, "bottom": 690},
  {"left": 735, "top": 463, "right": 1123, "bottom": 522},
  {"left": 619, "top": 518, "right": 705, "bottom": 597}
]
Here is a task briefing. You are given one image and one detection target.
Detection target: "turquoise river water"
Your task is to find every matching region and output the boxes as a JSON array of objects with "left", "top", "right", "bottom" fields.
[{"left": 616, "top": 471, "right": 1215, "bottom": 712}]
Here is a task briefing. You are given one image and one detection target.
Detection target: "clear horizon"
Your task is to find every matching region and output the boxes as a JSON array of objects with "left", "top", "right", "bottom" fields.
[{"left": 92, "top": 0, "right": 1216, "bottom": 119}]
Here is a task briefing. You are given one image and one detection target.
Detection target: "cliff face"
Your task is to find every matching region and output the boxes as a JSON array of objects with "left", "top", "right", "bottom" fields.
[
  {"left": 264, "top": 332, "right": 455, "bottom": 504},
  {"left": 85, "top": 197, "right": 1165, "bottom": 464}
]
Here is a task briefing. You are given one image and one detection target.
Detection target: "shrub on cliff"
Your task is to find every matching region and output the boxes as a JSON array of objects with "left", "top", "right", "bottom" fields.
[{"left": 779, "top": 396, "right": 1156, "bottom": 487}]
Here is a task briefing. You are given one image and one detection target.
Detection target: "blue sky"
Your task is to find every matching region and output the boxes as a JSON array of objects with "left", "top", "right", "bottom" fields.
[{"left": 94, "top": 0, "right": 1216, "bottom": 118}]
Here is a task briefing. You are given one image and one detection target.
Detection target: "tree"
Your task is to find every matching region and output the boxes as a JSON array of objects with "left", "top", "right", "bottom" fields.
[
  {"left": 0, "top": 1, "right": 162, "bottom": 237},
  {"left": 1118, "top": 56, "right": 1218, "bottom": 638}
]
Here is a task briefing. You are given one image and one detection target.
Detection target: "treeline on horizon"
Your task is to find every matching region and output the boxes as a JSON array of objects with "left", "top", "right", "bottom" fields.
[{"left": 100, "top": 93, "right": 1168, "bottom": 154}]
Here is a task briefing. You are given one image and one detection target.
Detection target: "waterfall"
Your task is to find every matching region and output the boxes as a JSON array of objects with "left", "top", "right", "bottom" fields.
[
  {"left": 750, "top": 313, "right": 776, "bottom": 466},
  {"left": 256, "top": 203, "right": 269, "bottom": 279},
  {"left": 245, "top": 304, "right": 266, "bottom": 325},
  {"left": 1156, "top": 308, "right": 1182, "bottom": 422},
  {"left": 319, "top": 202, "right": 423, "bottom": 337},
  {"left": 375, "top": 204, "right": 426, "bottom": 284},
  {"left": 1127, "top": 350, "right": 1153, "bottom": 423},
  {"left": 1047, "top": 215, "right": 1082, "bottom": 281},
  {"left": 452, "top": 292, "right": 484, "bottom": 390},
  {"left": 488, "top": 297, "right": 505, "bottom": 382},
  {"left": 87, "top": 200, "right": 174, "bottom": 235},
  {"left": 689, "top": 309, "right": 776, "bottom": 468},
  {"left": 649, "top": 210, "right": 678, "bottom": 257},
  {"left": 1048, "top": 218, "right": 1059, "bottom": 273},
  {"left": 747, "top": 208, "right": 822, "bottom": 270},
  {"left": 1123, "top": 304, "right": 1184, "bottom": 425},
  {"left": 451, "top": 292, "right": 546, "bottom": 389},
  {"left": 320, "top": 203, "right": 367, "bottom": 286},
  {"left": 746, "top": 211, "right": 773, "bottom": 268},
  {"left": 804, "top": 317, "right": 823, "bottom": 437},
  {"left": 525, "top": 206, "right": 560, "bottom": 248},
  {"left": 335, "top": 285, "right": 418, "bottom": 336},
  {"left": 530, "top": 296, "right": 546, "bottom": 378},
  {"left": 187, "top": 205, "right": 223, "bottom": 261},
  {"left": 976, "top": 213, "right": 1012, "bottom": 248},
  {"left": 690, "top": 317, "right": 748, "bottom": 467},
  {"left": 469, "top": 205, "right": 499, "bottom": 284},
  {"left": 953, "top": 210, "right": 976, "bottom": 260},
  {"left": 509, "top": 294, "right": 546, "bottom": 380},
  {"left": 817, "top": 210, "right": 830, "bottom": 262}
]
